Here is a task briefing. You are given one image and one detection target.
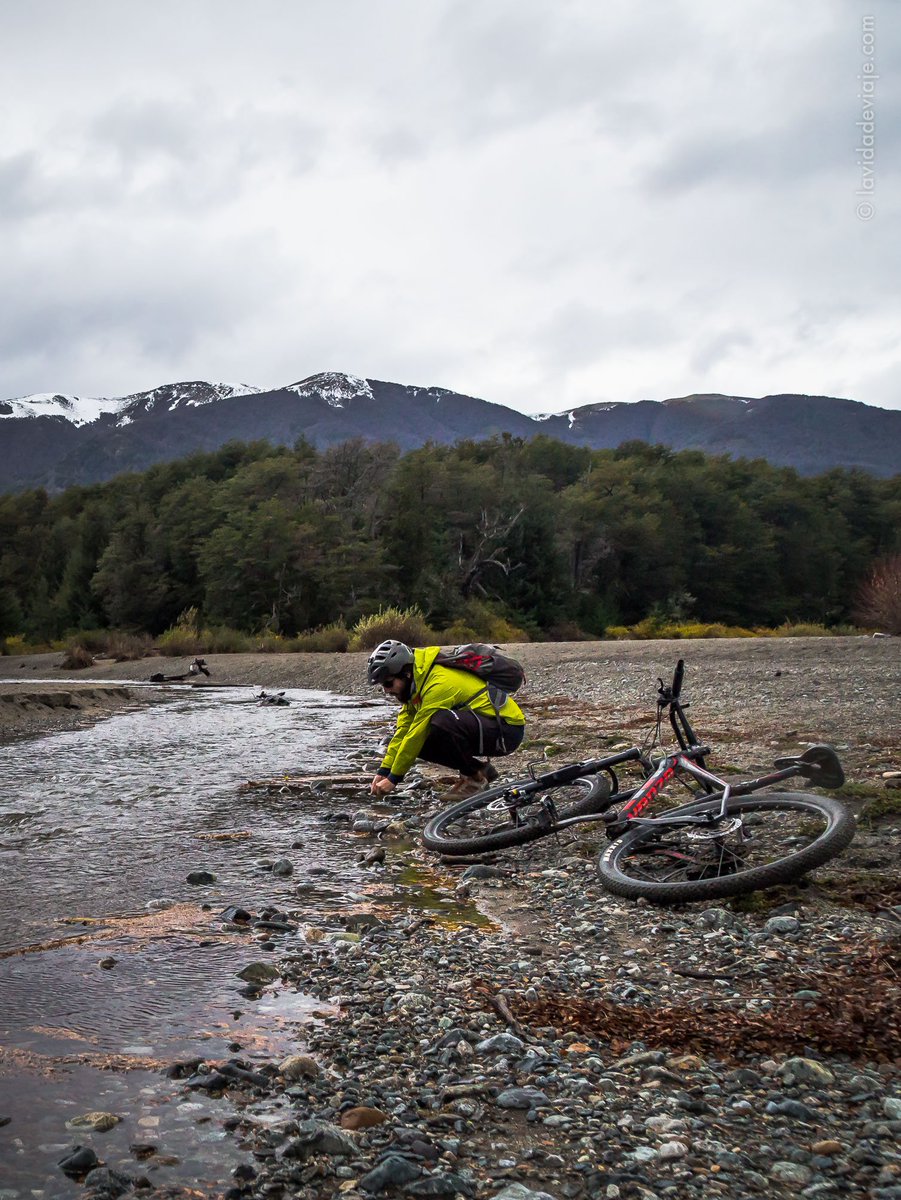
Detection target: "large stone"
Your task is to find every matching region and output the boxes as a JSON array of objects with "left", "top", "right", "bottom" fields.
[
  {"left": 779, "top": 1057, "right": 835, "bottom": 1086},
  {"left": 764, "top": 915, "right": 800, "bottom": 936},
  {"left": 279, "top": 1054, "right": 320, "bottom": 1081},
  {"left": 186, "top": 870, "right": 216, "bottom": 885},
  {"left": 770, "top": 1162, "right": 813, "bottom": 1185},
  {"left": 282, "top": 1120, "right": 358, "bottom": 1160},
  {"left": 395, "top": 991, "right": 434, "bottom": 1011},
  {"left": 496, "top": 1086, "right": 549, "bottom": 1109},
  {"left": 359, "top": 1154, "right": 422, "bottom": 1192},
  {"left": 492, "top": 1187, "right": 557, "bottom": 1200},
  {"left": 476, "top": 1033, "right": 526, "bottom": 1055},
  {"left": 82, "top": 1166, "right": 135, "bottom": 1198},
  {"left": 58, "top": 1146, "right": 100, "bottom": 1177},
  {"left": 236, "top": 961, "right": 280, "bottom": 984},
  {"left": 339, "top": 1106, "right": 390, "bottom": 1130}
]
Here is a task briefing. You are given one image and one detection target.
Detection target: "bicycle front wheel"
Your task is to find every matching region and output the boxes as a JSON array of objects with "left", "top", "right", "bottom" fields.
[
  {"left": 598, "top": 791, "right": 855, "bottom": 904},
  {"left": 422, "top": 775, "right": 610, "bottom": 857}
]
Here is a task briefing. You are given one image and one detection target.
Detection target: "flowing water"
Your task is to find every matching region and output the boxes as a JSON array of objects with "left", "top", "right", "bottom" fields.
[{"left": 0, "top": 684, "right": 399, "bottom": 1197}]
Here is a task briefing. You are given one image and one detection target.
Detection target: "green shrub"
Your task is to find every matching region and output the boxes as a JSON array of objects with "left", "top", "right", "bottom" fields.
[
  {"left": 156, "top": 626, "right": 206, "bottom": 655},
  {"left": 105, "top": 631, "right": 154, "bottom": 661},
  {"left": 294, "top": 621, "right": 351, "bottom": 652},
  {"left": 545, "top": 621, "right": 595, "bottom": 642},
  {"left": 256, "top": 631, "right": 291, "bottom": 652},
  {"left": 348, "top": 606, "right": 435, "bottom": 651},
  {"left": 60, "top": 630, "right": 152, "bottom": 664},
  {"left": 63, "top": 628, "right": 114, "bottom": 653},
  {"left": 767, "top": 621, "right": 835, "bottom": 638},
  {"left": 203, "top": 625, "right": 254, "bottom": 653},
  {"left": 627, "top": 616, "right": 665, "bottom": 640},
  {"left": 60, "top": 643, "right": 95, "bottom": 669},
  {"left": 604, "top": 620, "right": 754, "bottom": 640},
  {"left": 435, "top": 600, "right": 530, "bottom": 646},
  {"left": 665, "top": 621, "right": 755, "bottom": 639}
]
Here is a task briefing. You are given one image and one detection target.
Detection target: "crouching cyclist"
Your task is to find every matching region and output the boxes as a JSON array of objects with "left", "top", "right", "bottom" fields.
[{"left": 367, "top": 640, "right": 525, "bottom": 800}]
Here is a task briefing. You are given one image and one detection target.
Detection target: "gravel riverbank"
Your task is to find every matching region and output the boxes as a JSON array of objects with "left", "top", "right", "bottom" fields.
[{"left": 3, "top": 638, "right": 900, "bottom": 1199}]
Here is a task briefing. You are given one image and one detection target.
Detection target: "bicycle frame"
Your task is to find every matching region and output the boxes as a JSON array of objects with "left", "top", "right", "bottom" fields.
[{"left": 503, "top": 658, "right": 820, "bottom": 835}]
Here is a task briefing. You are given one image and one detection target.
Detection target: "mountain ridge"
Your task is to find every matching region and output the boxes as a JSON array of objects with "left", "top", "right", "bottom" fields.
[{"left": 2, "top": 372, "right": 898, "bottom": 492}]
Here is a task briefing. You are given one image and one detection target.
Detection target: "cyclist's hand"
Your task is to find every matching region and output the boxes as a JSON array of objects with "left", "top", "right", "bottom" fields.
[{"left": 370, "top": 776, "right": 396, "bottom": 796}]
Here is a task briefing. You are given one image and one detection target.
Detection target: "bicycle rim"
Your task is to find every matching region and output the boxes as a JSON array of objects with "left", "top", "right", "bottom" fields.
[
  {"left": 422, "top": 775, "right": 609, "bottom": 857},
  {"left": 598, "top": 792, "right": 856, "bottom": 903}
]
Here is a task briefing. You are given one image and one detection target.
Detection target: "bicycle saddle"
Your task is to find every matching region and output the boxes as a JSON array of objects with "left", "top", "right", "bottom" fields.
[{"left": 774, "top": 744, "right": 845, "bottom": 790}]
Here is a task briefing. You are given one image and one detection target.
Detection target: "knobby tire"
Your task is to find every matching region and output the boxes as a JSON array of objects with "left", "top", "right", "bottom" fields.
[
  {"left": 597, "top": 791, "right": 855, "bottom": 903},
  {"left": 422, "top": 774, "right": 610, "bottom": 857}
]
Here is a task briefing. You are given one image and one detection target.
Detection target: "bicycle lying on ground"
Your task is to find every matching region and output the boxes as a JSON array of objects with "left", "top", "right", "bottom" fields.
[{"left": 421, "top": 660, "right": 856, "bottom": 903}]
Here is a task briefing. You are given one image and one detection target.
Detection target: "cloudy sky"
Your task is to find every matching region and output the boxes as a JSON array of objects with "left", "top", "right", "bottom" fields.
[{"left": 2, "top": 0, "right": 898, "bottom": 413}]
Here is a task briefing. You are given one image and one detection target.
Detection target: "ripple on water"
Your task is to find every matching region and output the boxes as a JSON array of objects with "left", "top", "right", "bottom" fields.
[{"left": 0, "top": 688, "right": 380, "bottom": 1192}]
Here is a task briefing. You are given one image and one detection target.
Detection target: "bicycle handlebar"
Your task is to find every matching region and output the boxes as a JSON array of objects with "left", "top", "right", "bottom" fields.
[
  {"left": 657, "top": 658, "right": 685, "bottom": 707},
  {"left": 672, "top": 659, "right": 684, "bottom": 700}
]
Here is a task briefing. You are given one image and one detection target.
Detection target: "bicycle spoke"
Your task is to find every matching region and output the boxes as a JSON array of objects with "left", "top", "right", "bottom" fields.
[{"left": 613, "top": 802, "right": 836, "bottom": 888}]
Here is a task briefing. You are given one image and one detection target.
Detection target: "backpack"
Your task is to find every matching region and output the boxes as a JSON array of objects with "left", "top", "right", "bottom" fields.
[{"left": 433, "top": 643, "right": 526, "bottom": 709}]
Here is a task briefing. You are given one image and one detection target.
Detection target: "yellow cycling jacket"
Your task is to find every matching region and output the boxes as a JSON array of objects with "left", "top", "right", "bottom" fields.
[{"left": 379, "top": 646, "right": 525, "bottom": 781}]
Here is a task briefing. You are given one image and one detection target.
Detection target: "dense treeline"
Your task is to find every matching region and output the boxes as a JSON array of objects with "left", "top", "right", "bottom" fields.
[{"left": 1, "top": 435, "right": 899, "bottom": 641}]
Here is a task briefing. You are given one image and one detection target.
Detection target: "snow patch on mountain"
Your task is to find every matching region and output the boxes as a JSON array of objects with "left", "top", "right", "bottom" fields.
[
  {"left": 0, "top": 392, "right": 121, "bottom": 426},
  {"left": 116, "top": 381, "right": 261, "bottom": 421},
  {"left": 285, "top": 372, "right": 374, "bottom": 408},
  {"left": 2, "top": 382, "right": 260, "bottom": 427}
]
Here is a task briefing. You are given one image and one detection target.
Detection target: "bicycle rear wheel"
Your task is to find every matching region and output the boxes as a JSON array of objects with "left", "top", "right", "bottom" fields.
[
  {"left": 422, "top": 774, "right": 610, "bottom": 857},
  {"left": 598, "top": 791, "right": 855, "bottom": 904}
]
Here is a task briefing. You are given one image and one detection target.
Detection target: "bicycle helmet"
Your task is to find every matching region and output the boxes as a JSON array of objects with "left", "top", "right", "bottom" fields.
[{"left": 367, "top": 639, "right": 414, "bottom": 686}]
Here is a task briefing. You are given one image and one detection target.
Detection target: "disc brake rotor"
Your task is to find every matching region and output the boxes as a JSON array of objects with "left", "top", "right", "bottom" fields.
[{"left": 683, "top": 816, "right": 744, "bottom": 842}]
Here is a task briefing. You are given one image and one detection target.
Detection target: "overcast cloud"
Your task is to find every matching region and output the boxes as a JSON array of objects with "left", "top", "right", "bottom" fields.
[{"left": 1, "top": 0, "right": 898, "bottom": 412}]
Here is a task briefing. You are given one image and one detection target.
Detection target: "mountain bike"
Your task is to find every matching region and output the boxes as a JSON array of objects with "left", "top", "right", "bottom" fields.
[{"left": 421, "top": 660, "right": 855, "bottom": 903}]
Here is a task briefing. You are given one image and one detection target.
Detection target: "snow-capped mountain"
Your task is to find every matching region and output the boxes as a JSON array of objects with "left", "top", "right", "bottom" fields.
[
  {"left": 1, "top": 381, "right": 261, "bottom": 428},
  {"left": 1, "top": 371, "right": 898, "bottom": 493},
  {"left": 0, "top": 392, "right": 124, "bottom": 427}
]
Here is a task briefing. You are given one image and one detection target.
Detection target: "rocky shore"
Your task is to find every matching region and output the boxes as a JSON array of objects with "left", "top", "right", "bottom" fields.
[{"left": 4, "top": 638, "right": 901, "bottom": 1199}]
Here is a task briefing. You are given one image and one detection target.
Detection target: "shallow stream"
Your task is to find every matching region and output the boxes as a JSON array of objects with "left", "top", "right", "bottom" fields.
[{"left": 0, "top": 684, "right": 419, "bottom": 1197}]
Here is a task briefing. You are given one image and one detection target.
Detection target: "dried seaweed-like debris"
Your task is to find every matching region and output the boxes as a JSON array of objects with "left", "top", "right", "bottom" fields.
[{"left": 501, "top": 940, "right": 901, "bottom": 1061}]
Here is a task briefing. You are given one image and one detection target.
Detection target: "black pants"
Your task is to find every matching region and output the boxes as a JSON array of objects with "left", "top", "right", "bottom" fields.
[{"left": 418, "top": 709, "right": 525, "bottom": 777}]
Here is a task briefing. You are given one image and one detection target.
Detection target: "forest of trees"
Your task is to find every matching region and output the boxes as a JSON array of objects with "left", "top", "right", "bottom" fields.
[{"left": 1, "top": 435, "right": 899, "bottom": 642}]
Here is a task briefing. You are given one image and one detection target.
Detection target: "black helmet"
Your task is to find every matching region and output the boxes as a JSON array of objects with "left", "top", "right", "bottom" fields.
[{"left": 367, "top": 639, "right": 414, "bottom": 685}]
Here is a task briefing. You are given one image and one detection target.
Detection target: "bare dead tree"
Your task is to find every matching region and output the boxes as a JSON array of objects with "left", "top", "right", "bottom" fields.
[
  {"left": 458, "top": 506, "right": 525, "bottom": 598},
  {"left": 854, "top": 554, "right": 901, "bottom": 635}
]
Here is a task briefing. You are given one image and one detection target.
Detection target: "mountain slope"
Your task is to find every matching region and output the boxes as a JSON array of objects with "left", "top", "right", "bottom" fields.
[{"left": 2, "top": 373, "right": 898, "bottom": 493}]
